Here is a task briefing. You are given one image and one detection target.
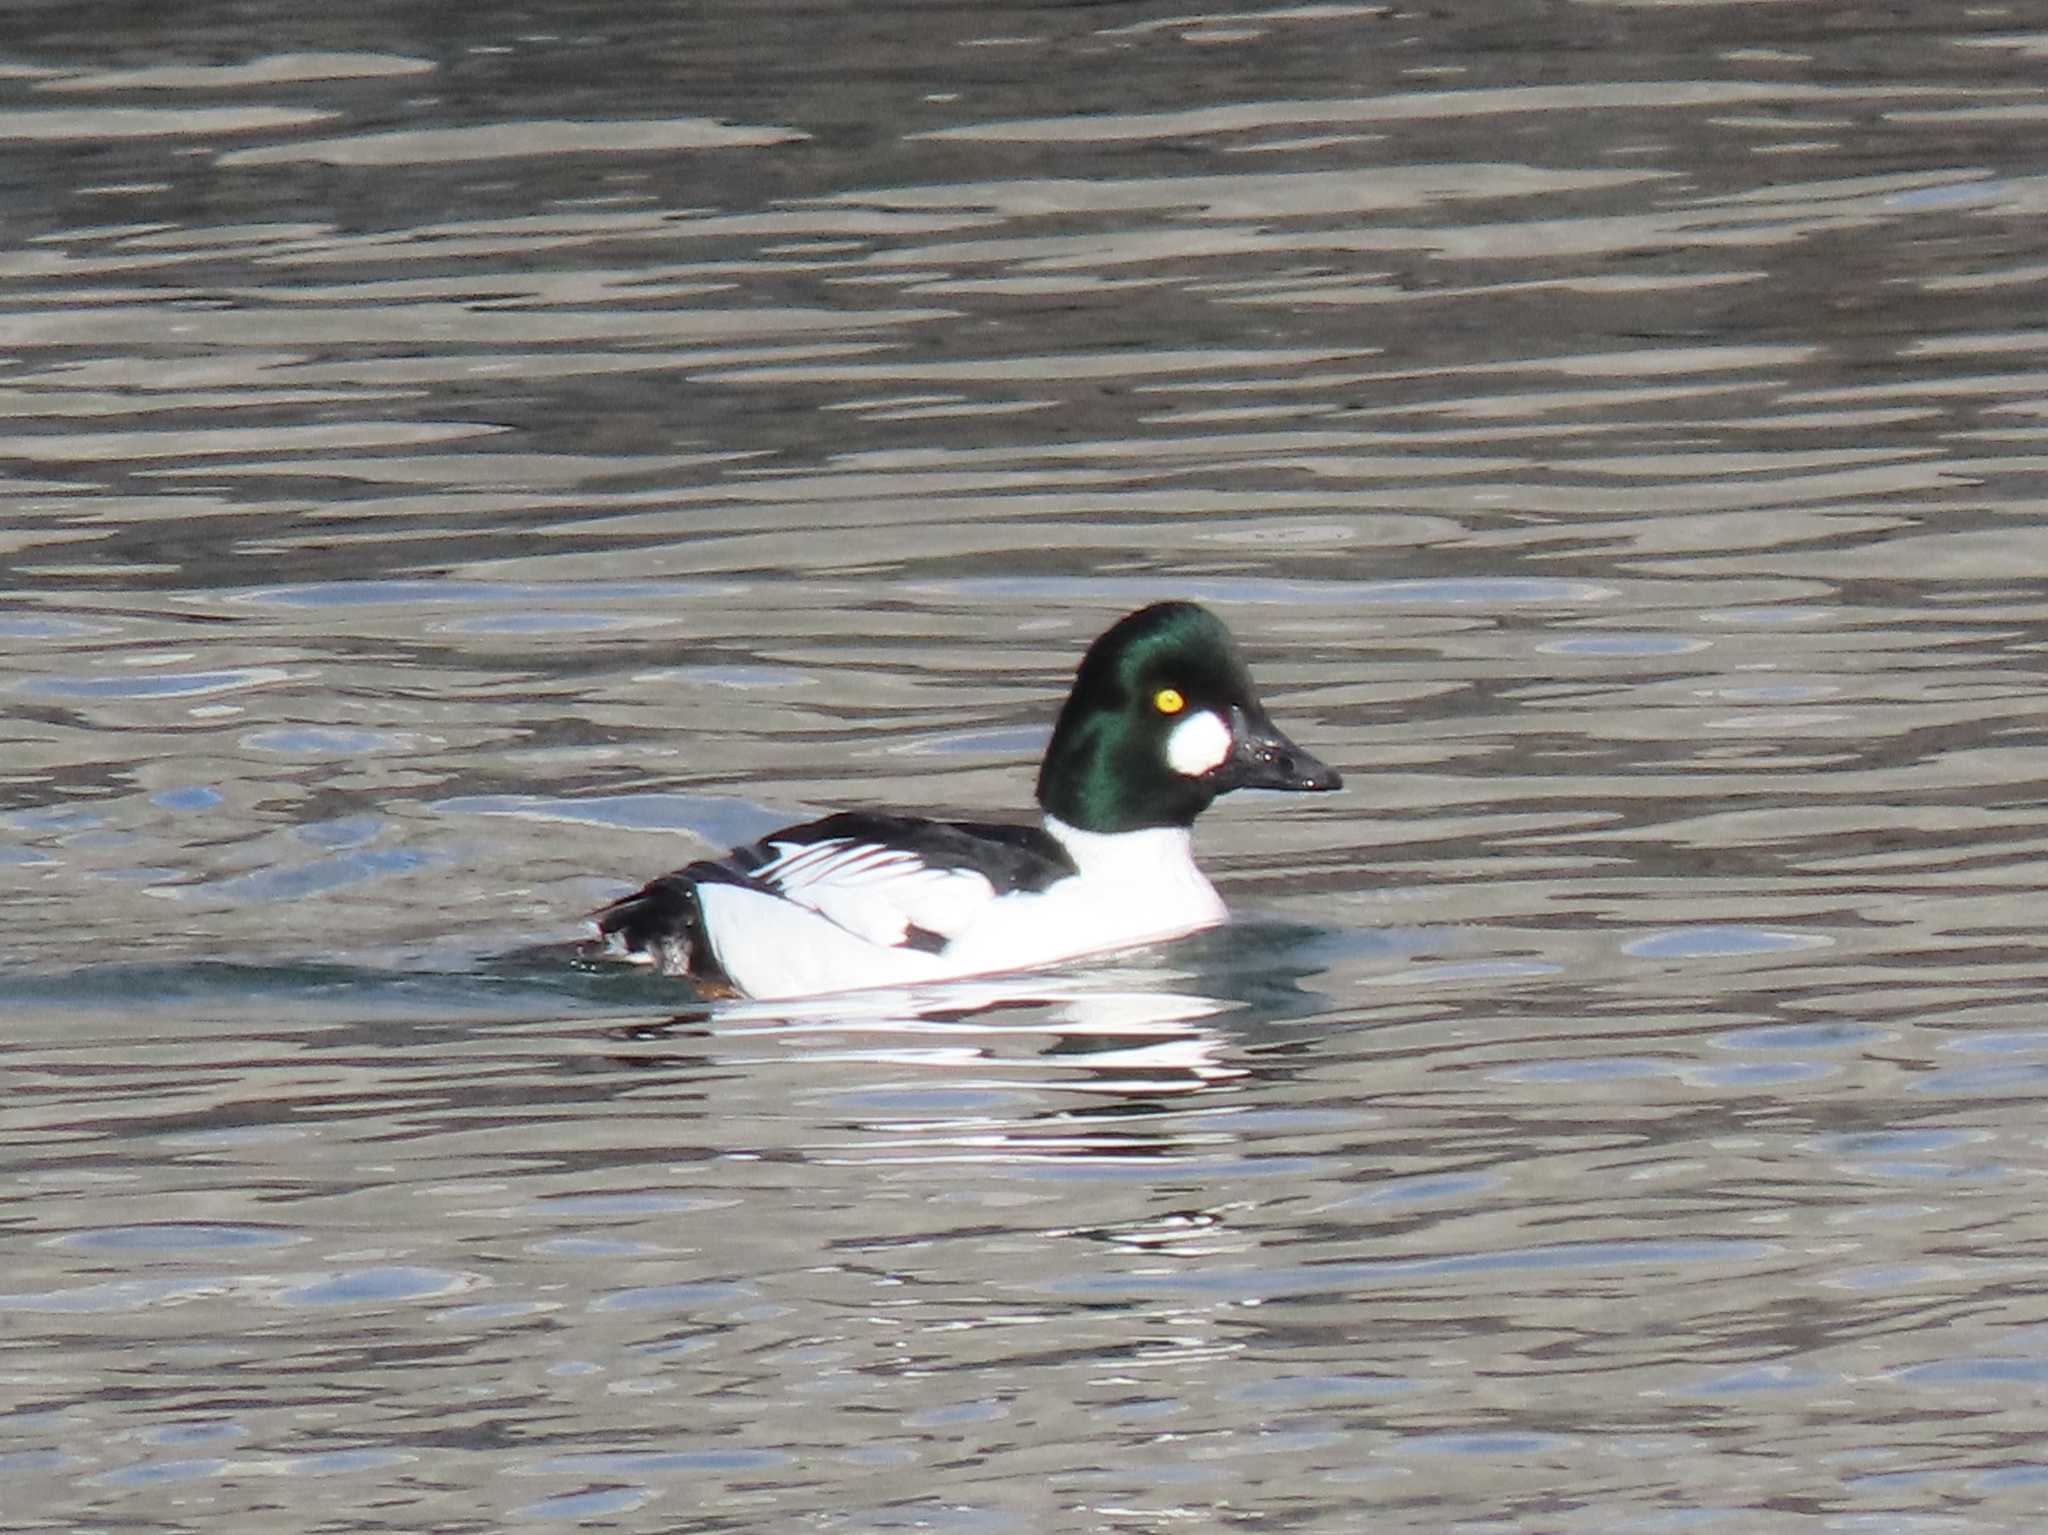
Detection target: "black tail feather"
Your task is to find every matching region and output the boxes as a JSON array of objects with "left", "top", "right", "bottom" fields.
[{"left": 594, "top": 875, "right": 724, "bottom": 982}]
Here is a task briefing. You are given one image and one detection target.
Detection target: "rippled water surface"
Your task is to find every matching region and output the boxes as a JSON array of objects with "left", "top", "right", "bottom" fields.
[{"left": 6, "top": 3, "right": 2048, "bottom": 1530}]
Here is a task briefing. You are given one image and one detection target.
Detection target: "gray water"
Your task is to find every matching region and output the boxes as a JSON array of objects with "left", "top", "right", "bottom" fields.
[{"left": 5, "top": 3, "right": 2048, "bottom": 1531}]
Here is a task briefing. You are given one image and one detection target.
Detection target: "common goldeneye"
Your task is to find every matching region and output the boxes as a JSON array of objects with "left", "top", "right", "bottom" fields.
[{"left": 593, "top": 601, "right": 1341, "bottom": 999}]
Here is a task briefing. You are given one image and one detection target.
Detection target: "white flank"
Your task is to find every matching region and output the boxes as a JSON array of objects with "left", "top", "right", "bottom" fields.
[
  {"left": 698, "top": 816, "right": 1228, "bottom": 1002},
  {"left": 697, "top": 882, "right": 953, "bottom": 998},
  {"left": 1165, "top": 709, "right": 1232, "bottom": 777}
]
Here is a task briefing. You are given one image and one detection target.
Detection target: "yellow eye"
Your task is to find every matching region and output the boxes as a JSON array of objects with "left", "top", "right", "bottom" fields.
[{"left": 1153, "top": 687, "right": 1185, "bottom": 715}]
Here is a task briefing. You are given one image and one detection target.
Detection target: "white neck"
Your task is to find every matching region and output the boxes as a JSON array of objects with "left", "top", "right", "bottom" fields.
[
  {"left": 1043, "top": 813, "right": 1200, "bottom": 878},
  {"left": 1039, "top": 813, "right": 1226, "bottom": 943}
]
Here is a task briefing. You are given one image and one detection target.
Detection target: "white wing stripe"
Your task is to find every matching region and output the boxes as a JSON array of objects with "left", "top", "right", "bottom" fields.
[{"left": 742, "top": 836, "right": 999, "bottom": 947}]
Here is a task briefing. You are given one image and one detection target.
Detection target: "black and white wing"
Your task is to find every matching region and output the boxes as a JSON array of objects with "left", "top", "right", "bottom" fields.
[
  {"left": 719, "top": 812, "right": 1075, "bottom": 950},
  {"left": 595, "top": 811, "right": 1076, "bottom": 977}
]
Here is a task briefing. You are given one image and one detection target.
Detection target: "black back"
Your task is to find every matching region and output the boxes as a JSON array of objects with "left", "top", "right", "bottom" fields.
[{"left": 714, "top": 811, "right": 1076, "bottom": 896}]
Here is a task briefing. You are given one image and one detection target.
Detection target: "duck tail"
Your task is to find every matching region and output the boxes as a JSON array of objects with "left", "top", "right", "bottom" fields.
[{"left": 592, "top": 875, "right": 720, "bottom": 981}]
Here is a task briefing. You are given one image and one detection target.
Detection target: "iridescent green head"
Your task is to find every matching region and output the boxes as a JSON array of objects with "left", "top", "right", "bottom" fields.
[{"left": 1035, "top": 601, "right": 1341, "bottom": 833}]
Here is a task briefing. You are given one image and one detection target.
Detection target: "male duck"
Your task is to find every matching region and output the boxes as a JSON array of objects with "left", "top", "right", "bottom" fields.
[{"left": 594, "top": 601, "right": 1340, "bottom": 999}]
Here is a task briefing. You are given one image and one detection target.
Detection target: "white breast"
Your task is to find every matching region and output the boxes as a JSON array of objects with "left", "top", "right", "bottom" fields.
[{"left": 936, "top": 817, "right": 1225, "bottom": 978}]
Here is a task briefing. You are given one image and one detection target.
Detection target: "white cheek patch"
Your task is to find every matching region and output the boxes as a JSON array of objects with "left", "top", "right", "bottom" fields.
[{"left": 1165, "top": 708, "right": 1232, "bottom": 777}]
